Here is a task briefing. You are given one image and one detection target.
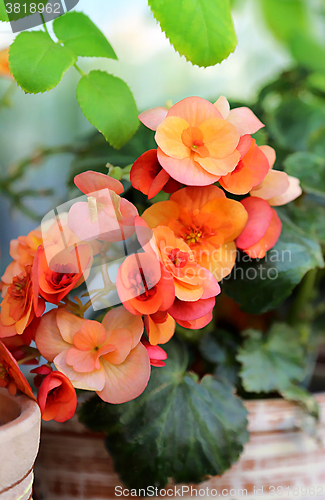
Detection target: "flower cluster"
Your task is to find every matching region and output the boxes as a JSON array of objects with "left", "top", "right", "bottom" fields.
[{"left": 0, "top": 95, "right": 301, "bottom": 422}]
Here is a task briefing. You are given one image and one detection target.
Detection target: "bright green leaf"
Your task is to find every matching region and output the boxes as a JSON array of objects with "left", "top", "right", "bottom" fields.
[
  {"left": 53, "top": 11, "right": 117, "bottom": 59},
  {"left": 148, "top": 0, "right": 237, "bottom": 67},
  {"left": 9, "top": 31, "right": 77, "bottom": 93},
  {"left": 222, "top": 214, "right": 324, "bottom": 314},
  {"left": 79, "top": 341, "right": 248, "bottom": 488},
  {"left": 76, "top": 70, "right": 139, "bottom": 149},
  {"left": 0, "top": 1, "right": 9, "bottom": 21},
  {"left": 237, "top": 324, "right": 306, "bottom": 393}
]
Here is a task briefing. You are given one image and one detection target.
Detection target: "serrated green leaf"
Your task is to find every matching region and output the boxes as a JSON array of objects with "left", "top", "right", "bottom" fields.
[
  {"left": 53, "top": 11, "right": 117, "bottom": 59},
  {"left": 284, "top": 152, "right": 325, "bottom": 197},
  {"left": 280, "top": 384, "right": 319, "bottom": 420},
  {"left": 237, "top": 323, "right": 306, "bottom": 393},
  {"left": 79, "top": 341, "right": 248, "bottom": 489},
  {"left": 148, "top": 0, "right": 237, "bottom": 67},
  {"left": 76, "top": 70, "right": 139, "bottom": 149},
  {"left": 9, "top": 30, "right": 77, "bottom": 94},
  {"left": 0, "top": 1, "right": 9, "bottom": 21},
  {"left": 222, "top": 214, "right": 324, "bottom": 314}
]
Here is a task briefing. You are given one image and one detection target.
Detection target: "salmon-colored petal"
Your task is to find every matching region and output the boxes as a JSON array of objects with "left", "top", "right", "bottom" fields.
[
  {"left": 250, "top": 170, "right": 290, "bottom": 200},
  {"left": 56, "top": 309, "right": 84, "bottom": 345},
  {"left": 170, "top": 185, "right": 225, "bottom": 210},
  {"left": 196, "top": 150, "right": 240, "bottom": 176},
  {"left": 237, "top": 135, "right": 253, "bottom": 158},
  {"left": 168, "top": 297, "right": 215, "bottom": 321},
  {"left": 199, "top": 119, "right": 239, "bottom": 158},
  {"left": 200, "top": 268, "right": 221, "bottom": 299},
  {"left": 174, "top": 280, "right": 203, "bottom": 302},
  {"left": 97, "top": 343, "right": 151, "bottom": 404},
  {"left": 244, "top": 209, "right": 282, "bottom": 259},
  {"left": 236, "top": 197, "right": 273, "bottom": 249},
  {"left": 73, "top": 320, "right": 107, "bottom": 351},
  {"left": 147, "top": 314, "right": 175, "bottom": 345},
  {"left": 74, "top": 171, "right": 124, "bottom": 195},
  {"left": 102, "top": 306, "right": 144, "bottom": 349},
  {"left": 156, "top": 117, "right": 190, "bottom": 159},
  {"left": 201, "top": 198, "right": 248, "bottom": 241},
  {"left": 54, "top": 351, "right": 106, "bottom": 392},
  {"left": 259, "top": 145, "right": 276, "bottom": 168},
  {"left": 138, "top": 107, "right": 168, "bottom": 131},
  {"left": 227, "top": 107, "right": 264, "bottom": 136},
  {"left": 157, "top": 148, "right": 219, "bottom": 185},
  {"left": 198, "top": 242, "right": 237, "bottom": 281},
  {"left": 35, "top": 310, "right": 70, "bottom": 362},
  {"left": 142, "top": 200, "right": 181, "bottom": 228},
  {"left": 130, "top": 149, "right": 160, "bottom": 194},
  {"left": 103, "top": 328, "right": 133, "bottom": 364},
  {"left": 168, "top": 96, "right": 222, "bottom": 125},
  {"left": 176, "top": 311, "right": 213, "bottom": 330},
  {"left": 219, "top": 166, "right": 253, "bottom": 195},
  {"left": 148, "top": 168, "right": 171, "bottom": 199},
  {"left": 267, "top": 176, "right": 302, "bottom": 206},
  {"left": 214, "top": 96, "right": 230, "bottom": 119}
]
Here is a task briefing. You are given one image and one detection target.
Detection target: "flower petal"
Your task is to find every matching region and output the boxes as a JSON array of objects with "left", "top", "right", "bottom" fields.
[
  {"left": 54, "top": 350, "right": 106, "bottom": 392},
  {"left": 138, "top": 107, "right": 168, "bottom": 131},
  {"left": 227, "top": 107, "right": 264, "bottom": 136},
  {"left": 35, "top": 310, "right": 70, "bottom": 362},
  {"left": 244, "top": 209, "right": 282, "bottom": 259},
  {"left": 74, "top": 171, "right": 124, "bottom": 195},
  {"left": 146, "top": 314, "right": 175, "bottom": 345},
  {"left": 156, "top": 117, "right": 190, "bottom": 159},
  {"left": 250, "top": 170, "right": 290, "bottom": 200},
  {"left": 196, "top": 150, "right": 240, "bottom": 176},
  {"left": 267, "top": 176, "right": 302, "bottom": 206},
  {"left": 236, "top": 197, "right": 273, "bottom": 249},
  {"left": 102, "top": 306, "right": 144, "bottom": 349},
  {"left": 199, "top": 118, "right": 239, "bottom": 158},
  {"left": 214, "top": 96, "right": 230, "bottom": 119},
  {"left": 168, "top": 96, "right": 222, "bottom": 126}
]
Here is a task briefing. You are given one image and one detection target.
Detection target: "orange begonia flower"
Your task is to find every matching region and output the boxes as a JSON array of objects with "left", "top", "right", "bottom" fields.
[
  {"left": 142, "top": 186, "right": 248, "bottom": 281},
  {"left": 37, "top": 371, "right": 77, "bottom": 423},
  {"left": 236, "top": 197, "right": 282, "bottom": 259},
  {"left": 35, "top": 307, "right": 150, "bottom": 404},
  {"left": 219, "top": 137, "right": 269, "bottom": 195},
  {"left": 0, "top": 341, "right": 36, "bottom": 400},
  {"left": 140, "top": 97, "right": 241, "bottom": 186},
  {"left": 0, "top": 265, "right": 45, "bottom": 338},
  {"left": 130, "top": 149, "right": 182, "bottom": 199},
  {"left": 116, "top": 252, "right": 175, "bottom": 316},
  {"left": 144, "top": 311, "right": 176, "bottom": 346}
]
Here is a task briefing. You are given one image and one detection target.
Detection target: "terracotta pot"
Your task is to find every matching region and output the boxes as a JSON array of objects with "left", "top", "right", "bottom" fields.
[
  {"left": 0, "top": 388, "right": 41, "bottom": 500},
  {"left": 34, "top": 393, "right": 325, "bottom": 500}
]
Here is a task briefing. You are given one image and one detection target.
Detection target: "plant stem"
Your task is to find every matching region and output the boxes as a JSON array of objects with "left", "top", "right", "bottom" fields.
[
  {"left": 74, "top": 63, "right": 86, "bottom": 77},
  {"left": 41, "top": 13, "right": 50, "bottom": 36},
  {"left": 288, "top": 268, "right": 318, "bottom": 326}
]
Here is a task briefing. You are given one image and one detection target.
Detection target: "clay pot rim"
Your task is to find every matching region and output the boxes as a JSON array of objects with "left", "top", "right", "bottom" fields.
[{"left": 0, "top": 387, "right": 40, "bottom": 438}]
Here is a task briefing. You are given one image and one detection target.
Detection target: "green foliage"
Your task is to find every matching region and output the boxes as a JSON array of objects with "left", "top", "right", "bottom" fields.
[
  {"left": 53, "top": 11, "right": 117, "bottom": 59},
  {"left": 199, "top": 329, "right": 241, "bottom": 385},
  {"left": 222, "top": 214, "right": 324, "bottom": 314},
  {"left": 280, "top": 384, "right": 319, "bottom": 420},
  {"left": 76, "top": 71, "right": 139, "bottom": 149},
  {"left": 79, "top": 341, "right": 248, "bottom": 489},
  {"left": 280, "top": 200, "right": 325, "bottom": 247},
  {"left": 148, "top": 0, "right": 237, "bottom": 67},
  {"left": 259, "top": 0, "right": 308, "bottom": 44},
  {"left": 9, "top": 31, "right": 77, "bottom": 93},
  {"left": 284, "top": 152, "right": 325, "bottom": 197},
  {"left": 237, "top": 324, "right": 306, "bottom": 393}
]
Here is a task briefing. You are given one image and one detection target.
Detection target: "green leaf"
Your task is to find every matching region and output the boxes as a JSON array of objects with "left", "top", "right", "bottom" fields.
[
  {"left": 0, "top": 1, "right": 9, "bottom": 21},
  {"left": 79, "top": 341, "right": 248, "bottom": 489},
  {"left": 199, "top": 329, "right": 241, "bottom": 385},
  {"left": 148, "top": 0, "right": 237, "bottom": 67},
  {"left": 280, "top": 199, "right": 325, "bottom": 246},
  {"left": 77, "top": 71, "right": 139, "bottom": 149},
  {"left": 237, "top": 324, "right": 306, "bottom": 393},
  {"left": 280, "top": 384, "right": 320, "bottom": 420},
  {"left": 9, "top": 31, "right": 77, "bottom": 94},
  {"left": 222, "top": 214, "right": 324, "bottom": 314},
  {"left": 53, "top": 11, "right": 117, "bottom": 59},
  {"left": 290, "top": 34, "right": 325, "bottom": 74},
  {"left": 284, "top": 152, "right": 325, "bottom": 197},
  {"left": 259, "top": 0, "right": 308, "bottom": 45}
]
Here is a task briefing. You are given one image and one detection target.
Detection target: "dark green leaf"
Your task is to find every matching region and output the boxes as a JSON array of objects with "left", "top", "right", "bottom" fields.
[
  {"left": 199, "top": 329, "right": 241, "bottom": 385},
  {"left": 76, "top": 70, "right": 139, "bottom": 149},
  {"left": 284, "top": 152, "right": 325, "bottom": 197},
  {"left": 148, "top": 0, "right": 237, "bottom": 67},
  {"left": 222, "top": 214, "right": 324, "bottom": 314},
  {"left": 279, "top": 199, "right": 325, "bottom": 246},
  {"left": 79, "top": 341, "right": 248, "bottom": 489},
  {"left": 9, "top": 31, "right": 77, "bottom": 93},
  {"left": 237, "top": 324, "right": 306, "bottom": 393},
  {"left": 53, "top": 11, "right": 117, "bottom": 59}
]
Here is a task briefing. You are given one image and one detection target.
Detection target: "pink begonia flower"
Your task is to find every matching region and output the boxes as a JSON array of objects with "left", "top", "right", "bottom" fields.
[
  {"left": 35, "top": 307, "right": 150, "bottom": 404},
  {"left": 236, "top": 197, "right": 282, "bottom": 259},
  {"left": 68, "top": 171, "right": 138, "bottom": 242},
  {"left": 214, "top": 96, "right": 264, "bottom": 136},
  {"left": 176, "top": 311, "right": 213, "bottom": 330},
  {"left": 249, "top": 146, "right": 302, "bottom": 206},
  {"left": 168, "top": 297, "right": 215, "bottom": 324},
  {"left": 142, "top": 339, "right": 167, "bottom": 367},
  {"left": 139, "top": 97, "right": 241, "bottom": 186}
]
